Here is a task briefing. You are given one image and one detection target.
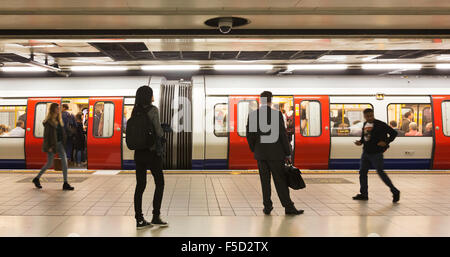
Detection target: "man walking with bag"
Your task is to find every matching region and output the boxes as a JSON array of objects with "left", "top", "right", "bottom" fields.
[
  {"left": 353, "top": 108, "right": 401, "bottom": 203},
  {"left": 246, "top": 91, "right": 303, "bottom": 215}
]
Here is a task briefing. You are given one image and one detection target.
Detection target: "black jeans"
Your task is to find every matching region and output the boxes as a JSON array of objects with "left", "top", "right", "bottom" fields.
[
  {"left": 359, "top": 152, "right": 399, "bottom": 196},
  {"left": 134, "top": 150, "right": 164, "bottom": 220},
  {"left": 257, "top": 160, "right": 294, "bottom": 209}
]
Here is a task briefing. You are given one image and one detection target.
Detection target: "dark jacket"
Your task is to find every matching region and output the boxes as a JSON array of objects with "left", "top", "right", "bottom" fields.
[
  {"left": 359, "top": 119, "right": 397, "bottom": 154},
  {"left": 42, "top": 120, "right": 67, "bottom": 153},
  {"left": 246, "top": 105, "right": 291, "bottom": 160},
  {"left": 73, "top": 122, "right": 86, "bottom": 150},
  {"left": 134, "top": 105, "right": 165, "bottom": 161}
]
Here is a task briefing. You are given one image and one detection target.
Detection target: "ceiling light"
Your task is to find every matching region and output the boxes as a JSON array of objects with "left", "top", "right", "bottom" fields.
[
  {"left": 287, "top": 64, "right": 348, "bottom": 70},
  {"left": 70, "top": 66, "right": 129, "bottom": 71},
  {"left": 0, "top": 66, "right": 47, "bottom": 72},
  {"left": 436, "top": 64, "right": 450, "bottom": 69},
  {"left": 437, "top": 55, "right": 450, "bottom": 61},
  {"left": 317, "top": 55, "right": 347, "bottom": 61},
  {"left": 361, "top": 55, "right": 381, "bottom": 61},
  {"left": 141, "top": 65, "right": 200, "bottom": 71},
  {"left": 213, "top": 65, "right": 273, "bottom": 70},
  {"left": 361, "top": 64, "right": 422, "bottom": 70}
]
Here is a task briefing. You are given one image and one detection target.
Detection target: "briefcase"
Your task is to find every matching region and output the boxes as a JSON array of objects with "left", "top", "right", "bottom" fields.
[
  {"left": 284, "top": 164, "right": 306, "bottom": 190},
  {"left": 53, "top": 158, "right": 62, "bottom": 171}
]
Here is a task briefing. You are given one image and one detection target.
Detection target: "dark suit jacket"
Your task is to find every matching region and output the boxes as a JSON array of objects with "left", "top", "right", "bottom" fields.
[{"left": 246, "top": 105, "right": 291, "bottom": 160}]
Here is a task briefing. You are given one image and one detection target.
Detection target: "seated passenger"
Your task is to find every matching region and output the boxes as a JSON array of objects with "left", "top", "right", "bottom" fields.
[
  {"left": 3, "top": 120, "right": 25, "bottom": 137},
  {"left": 389, "top": 120, "right": 405, "bottom": 136},
  {"left": 423, "top": 122, "right": 433, "bottom": 136},
  {"left": 0, "top": 124, "right": 6, "bottom": 136},
  {"left": 349, "top": 120, "right": 363, "bottom": 136},
  {"left": 405, "top": 122, "right": 422, "bottom": 136}
]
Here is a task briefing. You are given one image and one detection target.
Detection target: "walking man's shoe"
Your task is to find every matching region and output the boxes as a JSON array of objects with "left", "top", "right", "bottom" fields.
[
  {"left": 285, "top": 208, "right": 304, "bottom": 215},
  {"left": 393, "top": 191, "right": 400, "bottom": 203},
  {"left": 352, "top": 194, "right": 369, "bottom": 201},
  {"left": 136, "top": 219, "right": 153, "bottom": 230}
]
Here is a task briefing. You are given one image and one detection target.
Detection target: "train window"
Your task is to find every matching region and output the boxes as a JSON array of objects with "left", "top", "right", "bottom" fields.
[
  {"left": 442, "top": 101, "right": 450, "bottom": 136},
  {"left": 330, "top": 104, "right": 372, "bottom": 137},
  {"left": 300, "top": 101, "right": 321, "bottom": 137},
  {"left": 387, "top": 104, "right": 432, "bottom": 137},
  {"left": 0, "top": 106, "right": 26, "bottom": 137},
  {"left": 214, "top": 103, "right": 228, "bottom": 137},
  {"left": 237, "top": 100, "right": 258, "bottom": 137},
  {"left": 34, "top": 103, "right": 53, "bottom": 138},
  {"left": 93, "top": 102, "right": 114, "bottom": 138},
  {"left": 122, "top": 105, "right": 134, "bottom": 137}
]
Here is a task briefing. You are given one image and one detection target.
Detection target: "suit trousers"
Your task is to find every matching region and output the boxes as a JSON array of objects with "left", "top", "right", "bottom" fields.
[{"left": 257, "top": 160, "right": 294, "bottom": 209}]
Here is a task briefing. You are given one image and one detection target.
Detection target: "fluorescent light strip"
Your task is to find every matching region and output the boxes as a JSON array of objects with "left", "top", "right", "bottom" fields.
[
  {"left": 213, "top": 65, "right": 273, "bottom": 70},
  {"left": 436, "top": 64, "right": 450, "bottom": 69},
  {"left": 1, "top": 66, "right": 47, "bottom": 72},
  {"left": 70, "top": 66, "right": 129, "bottom": 71},
  {"left": 141, "top": 65, "right": 200, "bottom": 71},
  {"left": 287, "top": 64, "right": 348, "bottom": 70},
  {"left": 362, "top": 64, "right": 422, "bottom": 70}
]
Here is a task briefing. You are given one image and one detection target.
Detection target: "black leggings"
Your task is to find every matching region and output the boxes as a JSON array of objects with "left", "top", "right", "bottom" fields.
[{"left": 134, "top": 151, "right": 164, "bottom": 220}]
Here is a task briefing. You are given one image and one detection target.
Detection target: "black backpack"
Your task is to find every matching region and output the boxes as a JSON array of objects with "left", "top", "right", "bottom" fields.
[{"left": 125, "top": 107, "right": 156, "bottom": 150}]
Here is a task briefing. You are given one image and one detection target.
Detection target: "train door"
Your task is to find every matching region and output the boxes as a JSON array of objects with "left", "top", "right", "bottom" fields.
[
  {"left": 293, "top": 96, "right": 330, "bottom": 169},
  {"left": 228, "top": 95, "right": 259, "bottom": 169},
  {"left": 432, "top": 95, "right": 450, "bottom": 169},
  {"left": 25, "top": 98, "right": 61, "bottom": 169},
  {"left": 204, "top": 97, "right": 229, "bottom": 169},
  {"left": 87, "top": 97, "right": 123, "bottom": 170}
]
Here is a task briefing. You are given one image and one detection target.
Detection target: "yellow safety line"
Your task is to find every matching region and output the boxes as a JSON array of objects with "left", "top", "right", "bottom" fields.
[{"left": 1, "top": 170, "right": 449, "bottom": 175}]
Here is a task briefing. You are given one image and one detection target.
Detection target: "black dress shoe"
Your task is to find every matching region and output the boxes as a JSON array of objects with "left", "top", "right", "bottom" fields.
[
  {"left": 32, "top": 177, "right": 42, "bottom": 189},
  {"left": 263, "top": 206, "right": 273, "bottom": 215},
  {"left": 285, "top": 208, "right": 304, "bottom": 215},
  {"left": 62, "top": 182, "right": 74, "bottom": 191},
  {"left": 352, "top": 194, "right": 369, "bottom": 201},
  {"left": 393, "top": 191, "right": 400, "bottom": 203}
]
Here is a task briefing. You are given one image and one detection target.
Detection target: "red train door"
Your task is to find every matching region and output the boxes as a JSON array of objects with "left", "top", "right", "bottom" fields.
[
  {"left": 25, "top": 98, "right": 61, "bottom": 169},
  {"left": 432, "top": 95, "right": 450, "bottom": 169},
  {"left": 293, "top": 95, "right": 330, "bottom": 169},
  {"left": 228, "top": 95, "right": 259, "bottom": 169},
  {"left": 87, "top": 97, "right": 123, "bottom": 170}
]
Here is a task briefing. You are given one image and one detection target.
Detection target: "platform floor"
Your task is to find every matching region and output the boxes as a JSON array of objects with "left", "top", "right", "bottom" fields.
[{"left": 0, "top": 172, "right": 449, "bottom": 236}]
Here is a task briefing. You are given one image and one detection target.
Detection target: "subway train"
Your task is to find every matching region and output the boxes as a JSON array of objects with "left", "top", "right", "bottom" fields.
[{"left": 1, "top": 75, "right": 450, "bottom": 171}]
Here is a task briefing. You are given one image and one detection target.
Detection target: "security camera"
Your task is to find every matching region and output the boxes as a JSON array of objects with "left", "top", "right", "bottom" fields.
[{"left": 218, "top": 18, "right": 233, "bottom": 34}]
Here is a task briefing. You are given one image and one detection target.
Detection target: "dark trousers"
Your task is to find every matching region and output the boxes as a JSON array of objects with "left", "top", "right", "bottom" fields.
[
  {"left": 359, "top": 152, "right": 399, "bottom": 196},
  {"left": 65, "top": 138, "right": 73, "bottom": 161},
  {"left": 257, "top": 160, "right": 294, "bottom": 209},
  {"left": 134, "top": 151, "right": 164, "bottom": 220}
]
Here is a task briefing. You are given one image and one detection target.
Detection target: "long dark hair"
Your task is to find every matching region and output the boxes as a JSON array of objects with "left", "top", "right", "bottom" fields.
[{"left": 132, "top": 85, "right": 153, "bottom": 116}]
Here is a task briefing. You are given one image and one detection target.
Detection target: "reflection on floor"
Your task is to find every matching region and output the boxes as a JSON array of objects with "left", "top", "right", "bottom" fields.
[{"left": 0, "top": 173, "right": 449, "bottom": 236}]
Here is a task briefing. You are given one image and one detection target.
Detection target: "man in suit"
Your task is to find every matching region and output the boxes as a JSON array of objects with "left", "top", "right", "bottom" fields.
[
  {"left": 246, "top": 91, "right": 303, "bottom": 215},
  {"left": 353, "top": 108, "right": 400, "bottom": 203}
]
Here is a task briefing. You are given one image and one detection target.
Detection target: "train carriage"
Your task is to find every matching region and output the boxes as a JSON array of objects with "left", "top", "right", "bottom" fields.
[{"left": 1, "top": 75, "right": 450, "bottom": 170}]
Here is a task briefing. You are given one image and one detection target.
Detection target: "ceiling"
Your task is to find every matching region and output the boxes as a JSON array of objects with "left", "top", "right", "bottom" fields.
[
  {"left": 0, "top": 0, "right": 450, "bottom": 30},
  {"left": 1, "top": 38, "right": 450, "bottom": 70}
]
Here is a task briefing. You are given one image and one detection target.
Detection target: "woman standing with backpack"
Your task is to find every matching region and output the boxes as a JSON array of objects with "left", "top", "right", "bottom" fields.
[
  {"left": 129, "top": 86, "right": 168, "bottom": 229},
  {"left": 32, "top": 103, "right": 74, "bottom": 191}
]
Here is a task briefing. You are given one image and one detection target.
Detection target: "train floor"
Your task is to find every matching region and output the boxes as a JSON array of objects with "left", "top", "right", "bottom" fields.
[{"left": 0, "top": 172, "right": 448, "bottom": 237}]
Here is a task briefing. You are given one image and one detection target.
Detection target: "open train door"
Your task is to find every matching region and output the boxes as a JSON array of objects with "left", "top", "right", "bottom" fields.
[
  {"left": 25, "top": 98, "right": 61, "bottom": 169},
  {"left": 432, "top": 95, "right": 450, "bottom": 169},
  {"left": 87, "top": 97, "right": 123, "bottom": 170},
  {"left": 228, "top": 95, "right": 259, "bottom": 169},
  {"left": 293, "top": 95, "right": 330, "bottom": 169}
]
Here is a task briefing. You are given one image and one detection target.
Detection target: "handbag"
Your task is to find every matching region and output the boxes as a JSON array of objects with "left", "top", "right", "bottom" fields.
[{"left": 284, "top": 164, "right": 306, "bottom": 190}]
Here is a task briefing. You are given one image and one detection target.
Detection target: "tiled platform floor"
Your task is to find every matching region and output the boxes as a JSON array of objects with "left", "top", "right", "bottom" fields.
[{"left": 0, "top": 172, "right": 449, "bottom": 236}]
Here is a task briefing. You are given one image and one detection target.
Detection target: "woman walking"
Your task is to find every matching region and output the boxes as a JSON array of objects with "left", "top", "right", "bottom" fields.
[
  {"left": 32, "top": 103, "right": 74, "bottom": 190},
  {"left": 131, "top": 86, "right": 167, "bottom": 229}
]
